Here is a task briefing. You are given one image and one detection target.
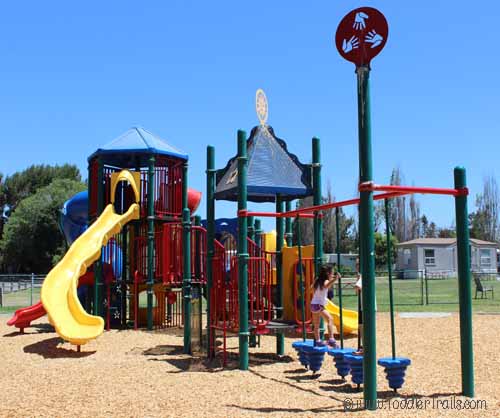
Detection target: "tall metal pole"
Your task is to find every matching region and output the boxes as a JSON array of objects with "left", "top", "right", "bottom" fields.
[
  {"left": 237, "top": 130, "right": 249, "bottom": 370},
  {"left": 285, "top": 201, "right": 293, "bottom": 246},
  {"left": 121, "top": 225, "right": 128, "bottom": 327},
  {"left": 206, "top": 146, "right": 216, "bottom": 357},
  {"left": 94, "top": 157, "right": 104, "bottom": 317},
  {"left": 146, "top": 155, "right": 155, "bottom": 331},
  {"left": 335, "top": 207, "right": 344, "bottom": 348},
  {"left": 296, "top": 216, "right": 306, "bottom": 341},
  {"left": 276, "top": 195, "right": 285, "bottom": 356},
  {"left": 454, "top": 167, "right": 474, "bottom": 397},
  {"left": 312, "top": 137, "right": 324, "bottom": 338},
  {"left": 182, "top": 161, "right": 192, "bottom": 354},
  {"left": 248, "top": 216, "right": 255, "bottom": 241},
  {"left": 384, "top": 199, "right": 396, "bottom": 359},
  {"left": 356, "top": 65, "right": 377, "bottom": 408}
]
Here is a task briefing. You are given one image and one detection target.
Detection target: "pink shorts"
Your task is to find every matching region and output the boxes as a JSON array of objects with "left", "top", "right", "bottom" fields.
[{"left": 310, "top": 304, "right": 325, "bottom": 313}]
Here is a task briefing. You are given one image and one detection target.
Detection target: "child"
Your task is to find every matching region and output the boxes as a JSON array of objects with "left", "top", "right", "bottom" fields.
[{"left": 310, "top": 264, "right": 339, "bottom": 348}]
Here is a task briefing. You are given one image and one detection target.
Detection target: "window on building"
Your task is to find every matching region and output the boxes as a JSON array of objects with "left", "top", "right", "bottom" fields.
[
  {"left": 480, "top": 249, "right": 491, "bottom": 266},
  {"left": 424, "top": 249, "right": 435, "bottom": 265},
  {"left": 403, "top": 249, "right": 411, "bottom": 266}
]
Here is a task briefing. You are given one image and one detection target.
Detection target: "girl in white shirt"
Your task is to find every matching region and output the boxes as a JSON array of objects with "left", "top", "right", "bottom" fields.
[{"left": 310, "top": 264, "right": 339, "bottom": 347}]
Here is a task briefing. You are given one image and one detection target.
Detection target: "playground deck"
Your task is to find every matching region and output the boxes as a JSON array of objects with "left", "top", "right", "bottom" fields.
[{"left": 1, "top": 313, "right": 498, "bottom": 417}]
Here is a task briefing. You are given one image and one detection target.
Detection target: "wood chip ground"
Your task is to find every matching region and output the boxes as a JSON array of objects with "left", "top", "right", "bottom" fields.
[{"left": 1, "top": 313, "right": 498, "bottom": 417}]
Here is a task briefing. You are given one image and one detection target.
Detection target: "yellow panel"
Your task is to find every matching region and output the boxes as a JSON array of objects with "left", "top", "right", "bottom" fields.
[
  {"left": 281, "top": 244, "right": 358, "bottom": 334},
  {"left": 110, "top": 170, "right": 141, "bottom": 203},
  {"left": 282, "top": 245, "right": 314, "bottom": 321}
]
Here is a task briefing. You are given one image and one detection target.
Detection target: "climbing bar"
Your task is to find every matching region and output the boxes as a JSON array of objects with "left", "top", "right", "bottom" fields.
[{"left": 359, "top": 182, "right": 469, "bottom": 197}]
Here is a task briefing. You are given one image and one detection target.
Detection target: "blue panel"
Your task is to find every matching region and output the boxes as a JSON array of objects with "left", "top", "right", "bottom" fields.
[
  {"left": 215, "top": 125, "right": 313, "bottom": 202},
  {"left": 88, "top": 127, "right": 188, "bottom": 165}
]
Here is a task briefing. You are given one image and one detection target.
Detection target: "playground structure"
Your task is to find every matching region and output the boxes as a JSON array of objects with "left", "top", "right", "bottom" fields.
[
  {"left": 5, "top": 6, "right": 476, "bottom": 409},
  {"left": 9, "top": 127, "right": 207, "bottom": 350}
]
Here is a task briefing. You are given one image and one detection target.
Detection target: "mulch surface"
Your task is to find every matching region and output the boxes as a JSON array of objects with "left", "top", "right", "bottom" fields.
[{"left": 0, "top": 313, "right": 498, "bottom": 417}]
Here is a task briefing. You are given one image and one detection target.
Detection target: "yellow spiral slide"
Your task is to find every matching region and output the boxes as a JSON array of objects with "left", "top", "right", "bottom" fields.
[{"left": 41, "top": 170, "right": 140, "bottom": 346}]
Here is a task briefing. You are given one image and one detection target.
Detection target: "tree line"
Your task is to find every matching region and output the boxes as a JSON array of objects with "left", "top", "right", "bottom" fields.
[
  {"left": 0, "top": 164, "right": 498, "bottom": 273},
  {"left": 293, "top": 167, "right": 500, "bottom": 267},
  {"left": 0, "top": 164, "right": 85, "bottom": 273}
]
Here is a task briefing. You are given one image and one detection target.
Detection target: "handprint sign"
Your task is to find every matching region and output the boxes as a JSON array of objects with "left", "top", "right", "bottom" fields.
[
  {"left": 353, "top": 12, "right": 368, "bottom": 30},
  {"left": 365, "top": 30, "right": 383, "bottom": 48},
  {"left": 335, "top": 7, "right": 388, "bottom": 67},
  {"left": 342, "top": 36, "right": 359, "bottom": 54}
]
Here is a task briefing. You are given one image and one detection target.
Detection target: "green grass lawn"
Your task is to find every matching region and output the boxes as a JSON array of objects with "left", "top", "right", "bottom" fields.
[
  {"left": 2, "top": 277, "right": 499, "bottom": 315},
  {"left": 0, "top": 287, "right": 41, "bottom": 314},
  {"left": 332, "top": 277, "right": 500, "bottom": 313}
]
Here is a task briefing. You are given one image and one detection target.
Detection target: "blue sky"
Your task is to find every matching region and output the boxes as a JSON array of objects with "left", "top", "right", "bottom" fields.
[{"left": 1, "top": 1, "right": 499, "bottom": 231}]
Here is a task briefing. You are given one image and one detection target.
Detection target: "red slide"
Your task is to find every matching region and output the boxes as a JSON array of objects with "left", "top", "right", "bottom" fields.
[{"left": 7, "top": 302, "right": 46, "bottom": 333}]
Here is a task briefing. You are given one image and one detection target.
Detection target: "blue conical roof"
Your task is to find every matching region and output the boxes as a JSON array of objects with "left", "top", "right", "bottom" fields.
[
  {"left": 215, "top": 125, "right": 312, "bottom": 202},
  {"left": 88, "top": 127, "right": 188, "bottom": 166}
]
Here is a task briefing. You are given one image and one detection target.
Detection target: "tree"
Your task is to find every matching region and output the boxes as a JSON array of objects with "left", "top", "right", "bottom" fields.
[
  {"left": 438, "top": 227, "right": 456, "bottom": 238},
  {"left": 0, "top": 164, "right": 81, "bottom": 209},
  {"left": 408, "top": 193, "right": 421, "bottom": 240},
  {"left": 374, "top": 232, "right": 398, "bottom": 268},
  {"left": 470, "top": 176, "right": 500, "bottom": 242},
  {"left": 421, "top": 214, "right": 429, "bottom": 237},
  {"left": 292, "top": 196, "right": 314, "bottom": 246},
  {"left": 0, "top": 178, "right": 86, "bottom": 273},
  {"left": 389, "top": 167, "right": 407, "bottom": 242},
  {"left": 426, "top": 222, "right": 438, "bottom": 238},
  {"left": 292, "top": 184, "right": 356, "bottom": 254}
]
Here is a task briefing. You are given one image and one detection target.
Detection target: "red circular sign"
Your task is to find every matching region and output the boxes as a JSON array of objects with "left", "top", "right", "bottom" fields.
[{"left": 335, "top": 7, "right": 388, "bottom": 67}]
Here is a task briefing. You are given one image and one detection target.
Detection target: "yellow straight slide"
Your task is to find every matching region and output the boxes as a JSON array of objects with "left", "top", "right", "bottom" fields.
[
  {"left": 41, "top": 170, "right": 140, "bottom": 346},
  {"left": 325, "top": 300, "right": 358, "bottom": 335}
]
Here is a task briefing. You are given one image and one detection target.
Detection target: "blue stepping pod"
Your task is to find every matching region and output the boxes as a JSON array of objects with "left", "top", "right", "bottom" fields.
[
  {"left": 344, "top": 354, "right": 364, "bottom": 385},
  {"left": 328, "top": 348, "right": 356, "bottom": 379},
  {"left": 292, "top": 340, "right": 314, "bottom": 369},
  {"left": 378, "top": 357, "right": 411, "bottom": 391},
  {"left": 302, "top": 344, "right": 328, "bottom": 373}
]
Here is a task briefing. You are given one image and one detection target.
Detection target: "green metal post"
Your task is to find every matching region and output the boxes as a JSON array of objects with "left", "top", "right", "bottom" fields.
[
  {"left": 454, "top": 167, "right": 474, "bottom": 397},
  {"left": 285, "top": 201, "right": 293, "bottom": 246},
  {"left": 254, "top": 219, "right": 262, "bottom": 243},
  {"left": 206, "top": 146, "right": 216, "bottom": 357},
  {"left": 356, "top": 65, "right": 377, "bottom": 409},
  {"left": 121, "top": 225, "right": 128, "bottom": 327},
  {"left": 194, "top": 215, "right": 202, "bottom": 349},
  {"left": 237, "top": 130, "right": 249, "bottom": 370},
  {"left": 425, "top": 274, "right": 429, "bottom": 305},
  {"left": 296, "top": 216, "right": 306, "bottom": 341},
  {"left": 384, "top": 199, "right": 396, "bottom": 359},
  {"left": 253, "top": 218, "right": 262, "bottom": 349},
  {"left": 312, "top": 137, "right": 324, "bottom": 338},
  {"left": 248, "top": 216, "right": 255, "bottom": 241},
  {"left": 335, "top": 207, "right": 344, "bottom": 348},
  {"left": 86, "top": 161, "right": 93, "bottom": 314},
  {"left": 182, "top": 161, "right": 192, "bottom": 354},
  {"left": 276, "top": 195, "right": 285, "bottom": 356},
  {"left": 94, "top": 157, "right": 104, "bottom": 317},
  {"left": 247, "top": 215, "right": 256, "bottom": 349},
  {"left": 146, "top": 156, "right": 155, "bottom": 331}
]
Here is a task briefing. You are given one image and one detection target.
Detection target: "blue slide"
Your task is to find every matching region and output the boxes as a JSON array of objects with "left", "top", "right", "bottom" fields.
[{"left": 59, "top": 191, "right": 123, "bottom": 280}]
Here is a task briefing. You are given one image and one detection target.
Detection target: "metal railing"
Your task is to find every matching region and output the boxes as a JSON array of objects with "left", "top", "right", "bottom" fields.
[{"left": 0, "top": 274, "right": 45, "bottom": 308}]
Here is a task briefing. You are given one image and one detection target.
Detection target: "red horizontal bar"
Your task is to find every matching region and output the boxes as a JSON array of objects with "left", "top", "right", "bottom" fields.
[
  {"left": 239, "top": 186, "right": 456, "bottom": 220},
  {"left": 240, "top": 210, "right": 316, "bottom": 219},
  {"left": 360, "top": 182, "right": 468, "bottom": 197}
]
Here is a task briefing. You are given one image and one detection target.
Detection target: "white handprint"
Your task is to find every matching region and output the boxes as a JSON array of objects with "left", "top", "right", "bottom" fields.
[
  {"left": 365, "top": 30, "right": 383, "bottom": 48},
  {"left": 342, "top": 36, "right": 359, "bottom": 54},
  {"left": 353, "top": 12, "right": 369, "bottom": 30}
]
